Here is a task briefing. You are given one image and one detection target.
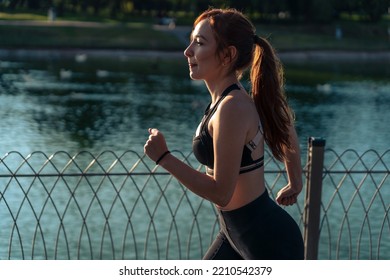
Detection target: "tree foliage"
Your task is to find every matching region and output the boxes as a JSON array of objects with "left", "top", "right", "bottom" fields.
[{"left": 2, "top": 0, "right": 389, "bottom": 22}]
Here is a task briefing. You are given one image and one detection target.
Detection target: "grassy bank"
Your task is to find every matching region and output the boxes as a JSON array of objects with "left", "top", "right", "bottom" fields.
[
  {"left": 0, "top": 11, "right": 389, "bottom": 51},
  {"left": 0, "top": 23, "right": 183, "bottom": 50},
  {"left": 257, "top": 22, "right": 390, "bottom": 51}
]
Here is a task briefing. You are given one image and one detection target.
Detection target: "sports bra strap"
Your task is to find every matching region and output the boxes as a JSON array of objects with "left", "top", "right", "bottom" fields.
[
  {"left": 200, "top": 84, "right": 240, "bottom": 132},
  {"left": 245, "top": 121, "right": 263, "bottom": 152},
  {"left": 209, "top": 84, "right": 240, "bottom": 113}
]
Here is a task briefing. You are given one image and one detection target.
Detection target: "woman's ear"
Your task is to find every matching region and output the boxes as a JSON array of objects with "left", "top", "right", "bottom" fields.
[{"left": 222, "top": 46, "right": 237, "bottom": 66}]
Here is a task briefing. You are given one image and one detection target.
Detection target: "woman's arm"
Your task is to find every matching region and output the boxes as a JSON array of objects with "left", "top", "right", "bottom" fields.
[
  {"left": 275, "top": 124, "right": 303, "bottom": 206},
  {"left": 144, "top": 98, "right": 248, "bottom": 207}
]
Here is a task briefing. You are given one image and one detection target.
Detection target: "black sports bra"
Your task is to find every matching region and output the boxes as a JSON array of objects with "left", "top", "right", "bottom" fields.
[{"left": 192, "top": 84, "right": 264, "bottom": 175}]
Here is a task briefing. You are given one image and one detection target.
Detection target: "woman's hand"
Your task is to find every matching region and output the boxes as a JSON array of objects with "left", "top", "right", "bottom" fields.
[
  {"left": 144, "top": 128, "right": 169, "bottom": 163},
  {"left": 277, "top": 125, "right": 303, "bottom": 206},
  {"left": 275, "top": 183, "right": 302, "bottom": 206}
]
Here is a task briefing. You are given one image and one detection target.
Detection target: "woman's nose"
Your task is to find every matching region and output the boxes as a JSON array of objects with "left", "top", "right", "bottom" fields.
[{"left": 184, "top": 44, "right": 193, "bottom": 58}]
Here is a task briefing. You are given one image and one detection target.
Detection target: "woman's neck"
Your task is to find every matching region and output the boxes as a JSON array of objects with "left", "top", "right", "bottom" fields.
[{"left": 205, "top": 75, "right": 239, "bottom": 104}]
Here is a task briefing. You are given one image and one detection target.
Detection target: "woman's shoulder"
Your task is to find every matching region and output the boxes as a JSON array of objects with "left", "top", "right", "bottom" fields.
[{"left": 218, "top": 90, "right": 256, "bottom": 120}]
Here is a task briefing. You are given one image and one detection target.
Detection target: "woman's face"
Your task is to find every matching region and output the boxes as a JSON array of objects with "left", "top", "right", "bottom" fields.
[{"left": 184, "top": 19, "right": 223, "bottom": 81}]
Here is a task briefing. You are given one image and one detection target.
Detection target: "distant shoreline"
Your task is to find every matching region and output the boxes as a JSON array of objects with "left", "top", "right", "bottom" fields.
[
  {"left": 1, "top": 48, "right": 389, "bottom": 62},
  {"left": 1, "top": 20, "right": 389, "bottom": 62}
]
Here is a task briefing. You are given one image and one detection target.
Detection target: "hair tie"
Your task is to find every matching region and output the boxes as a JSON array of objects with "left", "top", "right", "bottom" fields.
[{"left": 253, "top": 34, "right": 260, "bottom": 44}]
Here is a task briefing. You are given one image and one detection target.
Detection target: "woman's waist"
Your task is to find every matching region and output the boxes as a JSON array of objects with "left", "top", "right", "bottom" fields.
[
  {"left": 217, "top": 189, "right": 278, "bottom": 226},
  {"left": 216, "top": 182, "right": 266, "bottom": 212}
]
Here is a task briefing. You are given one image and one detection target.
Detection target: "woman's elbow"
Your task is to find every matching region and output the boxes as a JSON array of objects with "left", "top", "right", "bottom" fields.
[
  {"left": 213, "top": 191, "right": 233, "bottom": 207},
  {"left": 210, "top": 176, "right": 237, "bottom": 207}
]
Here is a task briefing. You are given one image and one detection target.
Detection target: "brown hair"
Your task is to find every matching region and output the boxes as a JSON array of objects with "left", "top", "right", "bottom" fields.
[{"left": 194, "top": 8, "right": 294, "bottom": 161}]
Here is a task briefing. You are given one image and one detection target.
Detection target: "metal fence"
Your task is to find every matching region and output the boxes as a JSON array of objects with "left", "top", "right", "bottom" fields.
[{"left": 0, "top": 138, "right": 389, "bottom": 260}]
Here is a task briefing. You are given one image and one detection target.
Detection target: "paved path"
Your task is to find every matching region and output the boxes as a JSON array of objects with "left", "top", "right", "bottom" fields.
[{"left": 153, "top": 24, "right": 191, "bottom": 45}]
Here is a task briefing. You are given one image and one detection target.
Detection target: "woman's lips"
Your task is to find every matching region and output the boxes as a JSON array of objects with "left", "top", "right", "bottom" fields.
[{"left": 189, "top": 62, "right": 197, "bottom": 69}]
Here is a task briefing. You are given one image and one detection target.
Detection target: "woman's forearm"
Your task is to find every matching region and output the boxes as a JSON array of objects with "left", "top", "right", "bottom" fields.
[
  {"left": 157, "top": 153, "right": 231, "bottom": 206},
  {"left": 284, "top": 125, "right": 303, "bottom": 191}
]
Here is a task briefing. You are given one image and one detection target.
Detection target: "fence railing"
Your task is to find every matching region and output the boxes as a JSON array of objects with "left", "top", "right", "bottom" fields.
[
  {"left": 315, "top": 146, "right": 389, "bottom": 260},
  {"left": 0, "top": 138, "right": 389, "bottom": 260}
]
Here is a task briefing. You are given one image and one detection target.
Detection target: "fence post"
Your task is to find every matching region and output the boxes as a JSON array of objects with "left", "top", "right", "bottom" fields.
[{"left": 303, "top": 137, "right": 326, "bottom": 260}]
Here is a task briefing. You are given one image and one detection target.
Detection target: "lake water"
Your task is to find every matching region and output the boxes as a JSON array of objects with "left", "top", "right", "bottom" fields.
[
  {"left": 0, "top": 52, "right": 389, "bottom": 155},
  {"left": 0, "top": 51, "right": 389, "bottom": 259}
]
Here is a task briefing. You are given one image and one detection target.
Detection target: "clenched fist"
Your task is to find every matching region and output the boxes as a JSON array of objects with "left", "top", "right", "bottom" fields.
[{"left": 144, "top": 128, "right": 169, "bottom": 163}]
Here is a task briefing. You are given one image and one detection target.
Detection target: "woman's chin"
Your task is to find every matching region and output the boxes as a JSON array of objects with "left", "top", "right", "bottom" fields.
[{"left": 190, "top": 73, "right": 200, "bottom": 80}]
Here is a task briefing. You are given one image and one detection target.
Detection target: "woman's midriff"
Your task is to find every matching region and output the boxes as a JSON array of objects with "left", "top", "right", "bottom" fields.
[{"left": 211, "top": 168, "right": 266, "bottom": 211}]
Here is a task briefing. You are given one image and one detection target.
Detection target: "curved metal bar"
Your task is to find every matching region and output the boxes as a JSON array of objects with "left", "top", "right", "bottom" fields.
[{"left": 0, "top": 149, "right": 388, "bottom": 260}]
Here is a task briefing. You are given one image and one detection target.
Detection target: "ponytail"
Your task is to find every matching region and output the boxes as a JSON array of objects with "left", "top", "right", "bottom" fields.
[
  {"left": 193, "top": 9, "right": 294, "bottom": 161},
  {"left": 251, "top": 36, "right": 294, "bottom": 162}
]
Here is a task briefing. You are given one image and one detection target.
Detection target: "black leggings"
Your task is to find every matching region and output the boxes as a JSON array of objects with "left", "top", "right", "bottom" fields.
[{"left": 203, "top": 191, "right": 304, "bottom": 260}]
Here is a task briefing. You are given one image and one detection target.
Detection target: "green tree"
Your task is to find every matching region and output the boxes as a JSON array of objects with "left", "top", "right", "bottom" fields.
[
  {"left": 362, "top": 0, "right": 389, "bottom": 21},
  {"left": 309, "top": 0, "right": 334, "bottom": 22}
]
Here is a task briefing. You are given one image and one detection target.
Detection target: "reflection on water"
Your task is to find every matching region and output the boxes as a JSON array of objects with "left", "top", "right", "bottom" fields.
[
  {"left": 284, "top": 60, "right": 390, "bottom": 152},
  {"left": 0, "top": 55, "right": 388, "bottom": 155},
  {"left": 0, "top": 56, "right": 208, "bottom": 155},
  {"left": 289, "top": 80, "right": 390, "bottom": 152}
]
